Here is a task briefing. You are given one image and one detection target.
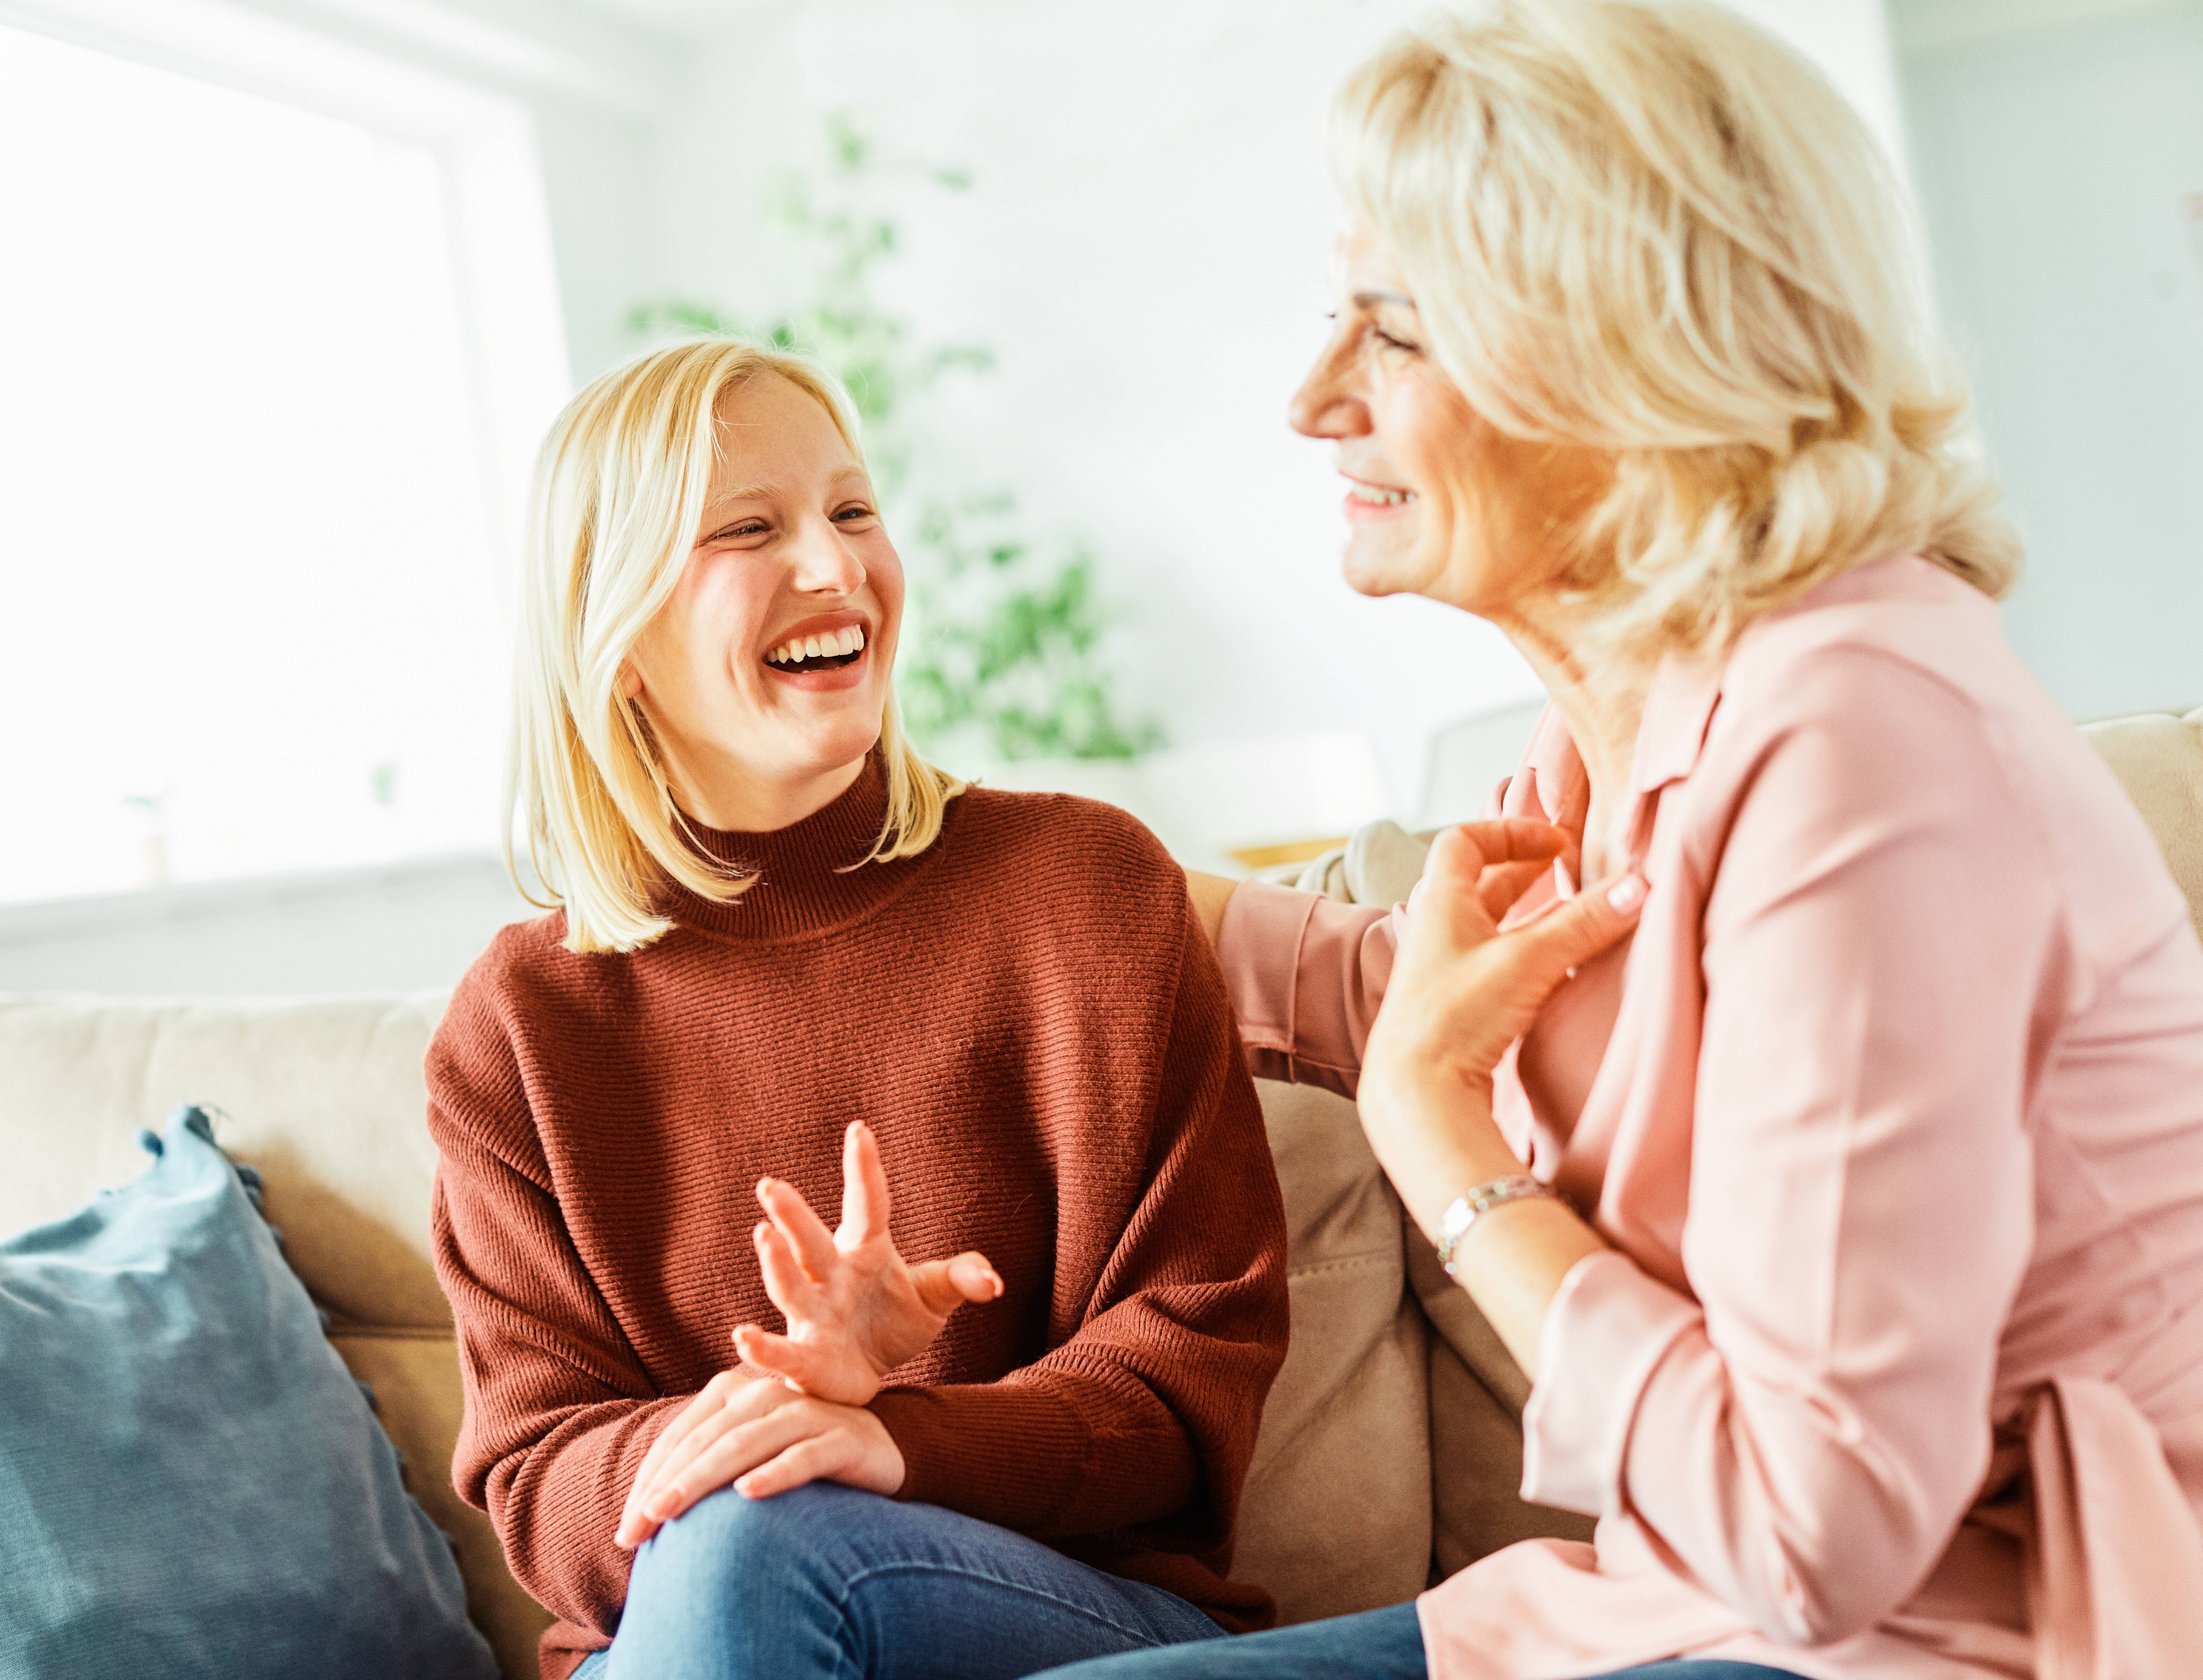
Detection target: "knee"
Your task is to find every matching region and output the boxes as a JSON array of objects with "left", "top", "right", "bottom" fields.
[
  {"left": 611, "top": 1483, "right": 882, "bottom": 1679},
  {"left": 629, "top": 1482, "right": 862, "bottom": 1605}
]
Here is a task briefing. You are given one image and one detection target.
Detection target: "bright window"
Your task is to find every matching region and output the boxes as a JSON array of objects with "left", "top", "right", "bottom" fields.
[{"left": 0, "top": 24, "right": 524, "bottom": 903}]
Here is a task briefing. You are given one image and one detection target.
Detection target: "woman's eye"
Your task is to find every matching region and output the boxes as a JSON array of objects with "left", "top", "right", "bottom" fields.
[
  {"left": 1370, "top": 326, "right": 1422, "bottom": 356},
  {"left": 718, "top": 522, "right": 768, "bottom": 540},
  {"left": 833, "top": 505, "right": 877, "bottom": 524}
]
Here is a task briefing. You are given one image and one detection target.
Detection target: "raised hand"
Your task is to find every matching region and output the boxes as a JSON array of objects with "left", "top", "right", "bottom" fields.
[
  {"left": 1371, "top": 820, "right": 1645, "bottom": 1110},
  {"left": 731, "top": 1120, "right": 1002, "bottom": 1407}
]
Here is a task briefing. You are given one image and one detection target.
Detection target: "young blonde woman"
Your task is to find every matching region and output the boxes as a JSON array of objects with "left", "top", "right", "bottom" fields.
[
  {"left": 1045, "top": 2, "right": 2203, "bottom": 1678},
  {"left": 424, "top": 341, "right": 1289, "bottom": 1680}
]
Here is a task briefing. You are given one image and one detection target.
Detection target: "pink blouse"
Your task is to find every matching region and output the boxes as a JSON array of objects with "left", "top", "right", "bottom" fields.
[{"left": 1218, "top": 557, "right": 2203, "bottom": 1679}]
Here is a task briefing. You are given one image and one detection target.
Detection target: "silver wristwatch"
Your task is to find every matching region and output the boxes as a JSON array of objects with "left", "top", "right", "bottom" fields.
[{"left": 1434, "top": 1174, "right": 1550, "bottom": 1276}]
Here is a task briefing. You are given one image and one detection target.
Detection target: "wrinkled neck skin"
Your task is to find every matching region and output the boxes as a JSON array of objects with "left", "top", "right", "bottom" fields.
[{"left": 1483, "top": 591, "right": 1658, "bottom": 886}]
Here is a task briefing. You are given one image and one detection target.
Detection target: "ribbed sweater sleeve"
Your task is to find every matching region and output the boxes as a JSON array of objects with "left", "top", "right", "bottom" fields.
[
  {"left": 427, "top": 981, "right": 662, "bottom": 1636},
  {"left": 869, "top": 908, "right": 1289, "bottom": 1556}
]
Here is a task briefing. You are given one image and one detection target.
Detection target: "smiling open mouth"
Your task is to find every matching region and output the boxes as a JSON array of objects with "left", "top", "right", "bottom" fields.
[
  {"left": 764, "top": 625, "right": 866, "bottom": 674},
  {"left": 1347, "top": 480, "right": 1416, "bottom": 506}
]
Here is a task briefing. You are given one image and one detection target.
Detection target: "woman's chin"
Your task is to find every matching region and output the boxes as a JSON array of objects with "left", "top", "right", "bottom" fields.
[
  {"left": 797, "top": 710, "right": 886, "bottom": 773},
  {"left": 1340, "top": 531, "right": 1433, "bottom": 599}
]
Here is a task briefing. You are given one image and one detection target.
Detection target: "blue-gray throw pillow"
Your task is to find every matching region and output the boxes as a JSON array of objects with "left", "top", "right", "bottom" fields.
[{"left": 0, "top": 1105, "right": 498, "bottom": 1680}]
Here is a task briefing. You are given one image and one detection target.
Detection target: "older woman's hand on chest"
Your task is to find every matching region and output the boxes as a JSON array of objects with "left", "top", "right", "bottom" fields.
[{"left": 1357, "top": 820, "right": 1646, "bottom": 1377}]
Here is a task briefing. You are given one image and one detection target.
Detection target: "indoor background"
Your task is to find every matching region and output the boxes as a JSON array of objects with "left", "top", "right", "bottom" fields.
[{"left": 1, "top": 0, "right": 2197, "bottom": 992}]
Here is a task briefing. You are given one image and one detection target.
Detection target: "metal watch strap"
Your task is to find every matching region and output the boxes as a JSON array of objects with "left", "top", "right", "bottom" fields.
[{"left": 1434, "top": 1173, "right": 1550, "bottom": 1276}]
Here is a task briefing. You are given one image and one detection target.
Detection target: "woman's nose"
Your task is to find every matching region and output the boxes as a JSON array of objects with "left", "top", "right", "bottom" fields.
[
  {"left": 1289, "top": 339, "right": 1370, "bottom": 440},
  {"left": 789, "top": 520, "right": 867, "bottom": 594}
]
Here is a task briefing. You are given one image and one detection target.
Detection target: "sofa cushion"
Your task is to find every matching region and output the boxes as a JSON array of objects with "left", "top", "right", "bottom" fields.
[
  {"left": 1236, "top": 1080, "right": 1431, "bottom": 1622},
  {"left": 0, "top": 1106, "right": 496, "bottom": 1680},
  {"left": 2084, "top": 706, "right": 2203, "bottom": 945},
  {"left": 0, "top": 992, "right": 453, "bottom": 1330}
]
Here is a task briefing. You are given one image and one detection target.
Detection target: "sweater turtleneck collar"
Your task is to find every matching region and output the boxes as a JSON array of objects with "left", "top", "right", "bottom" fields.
[{"left": 662, "top": 754, "right": 930, "bottom": 940}]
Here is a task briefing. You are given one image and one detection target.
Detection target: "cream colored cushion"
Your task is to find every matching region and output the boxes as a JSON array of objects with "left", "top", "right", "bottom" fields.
[
  {"left": 1264, "top": 816, "right": 1581, "bottom": 1580},
  {"left": 2085, "top": 706, "right": 2203, "bottom": 946},
  {"left": 1238, "top": 1081, "right": 1430, "bottom": 1622}
]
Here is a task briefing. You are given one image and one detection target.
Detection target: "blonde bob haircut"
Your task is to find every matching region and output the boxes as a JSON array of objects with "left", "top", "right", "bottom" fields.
[
  {"left": 1332, "top": 0, "right": 2018, "bottom": 655},
  {"left": 509, "top": 336, "right": 959, "bottom": 955}
]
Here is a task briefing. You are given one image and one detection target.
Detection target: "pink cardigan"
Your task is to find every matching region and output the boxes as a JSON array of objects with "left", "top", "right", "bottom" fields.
[{"left": 1218, "top": 557, "right": 2203, "bottom": 1679}]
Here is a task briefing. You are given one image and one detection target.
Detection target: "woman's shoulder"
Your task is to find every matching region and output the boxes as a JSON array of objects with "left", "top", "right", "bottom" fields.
[
  {"left": 948, "top": 782, "right": 1181, "bottom": 888},
  {"left": 449, "top": 906, "right": 578, "bottom": 1001},
  {"left": 432, "top": 910, "right": 599, "bottom": 1068},
  {"left": 1704, "top": 556, "right": 2055, "bottom": 783},
  {"left": 940, "top": 783, "right": 1192, "bottom": 950},
  {"left": 1698, "top": 557, "right": 2188, "bottom": 959}
]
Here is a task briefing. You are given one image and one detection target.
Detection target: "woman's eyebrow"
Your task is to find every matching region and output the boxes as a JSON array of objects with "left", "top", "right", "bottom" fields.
[
  {"left": 1350, "top": 288, "right": 1419, "bottom": 311},
  {"left": 706, "top": 483, "right": 775, "bottom": 508}
]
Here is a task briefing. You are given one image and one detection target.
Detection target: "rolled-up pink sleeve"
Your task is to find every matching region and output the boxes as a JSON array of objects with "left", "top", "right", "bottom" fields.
[
  {"left": 1216, "top": 879, "right": 1399, "bottom": 1097},
  {"left": 1520, "top": 650, "right": 2050, "bottom": 1648}
]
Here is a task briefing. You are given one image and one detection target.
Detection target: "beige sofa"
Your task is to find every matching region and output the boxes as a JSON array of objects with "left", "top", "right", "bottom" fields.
[{"left": 5, "top": 708, "right": 2200, "bottom": 1680}]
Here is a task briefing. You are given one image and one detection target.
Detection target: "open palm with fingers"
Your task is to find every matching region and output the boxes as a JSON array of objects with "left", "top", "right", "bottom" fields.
[{"left": 733, "top": 1120, "right": 1003, "bottom": 1407}]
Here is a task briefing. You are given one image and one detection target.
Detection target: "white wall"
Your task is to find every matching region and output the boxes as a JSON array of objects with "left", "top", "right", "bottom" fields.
[
  {"left": 1898, "top": 0, "right": 2203, "bottom": 720},
  {"left": 652, "top": 0, "right": 1906, "bottom": 816}
]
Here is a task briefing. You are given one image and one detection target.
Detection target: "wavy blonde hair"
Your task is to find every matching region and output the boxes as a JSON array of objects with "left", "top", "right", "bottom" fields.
[
  {"left": 509, "top": 336, "right": 959, "bottom": 954},
  {"left": 1332, "top": 0, "right": 2018, "bottom": 655}
]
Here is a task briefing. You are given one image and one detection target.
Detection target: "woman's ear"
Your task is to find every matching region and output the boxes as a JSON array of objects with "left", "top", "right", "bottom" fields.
[{"left": 617, "top": 663, "right": 643, "bottom": 701}]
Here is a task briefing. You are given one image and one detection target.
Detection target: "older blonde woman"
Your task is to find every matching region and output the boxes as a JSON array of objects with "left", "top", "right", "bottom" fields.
[{"left": 1042, "top": 3, "right": 2203, "bottom": 1679}]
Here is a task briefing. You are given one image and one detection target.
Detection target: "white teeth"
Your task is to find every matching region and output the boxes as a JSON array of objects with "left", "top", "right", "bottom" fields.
[
  {"left": 765, "top": 627, "right": 867, "bottom": 666},
  {"left": 1349, "top": 482, "right": 1414, "bottom": 505}
]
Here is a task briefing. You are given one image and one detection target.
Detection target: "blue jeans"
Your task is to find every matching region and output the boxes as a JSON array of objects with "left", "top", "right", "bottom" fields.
[
  {"left": 571, "top": 1482, "right": 1224, "bottom": 1680},
  {"left": 1028, "top": 1602, "right": 1808, "bottom": 1680}
]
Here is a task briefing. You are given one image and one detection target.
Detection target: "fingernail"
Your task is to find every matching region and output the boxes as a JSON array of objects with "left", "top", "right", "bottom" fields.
[
  {"left": 988, "top": 1273, "right": 1004, "bottom": 1298},
  {"left": 1607, "top": 874, "right": 1647, "bottom": 914}
]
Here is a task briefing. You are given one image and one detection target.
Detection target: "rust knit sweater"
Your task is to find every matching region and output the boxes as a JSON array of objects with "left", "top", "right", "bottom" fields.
[{"left": 426, "top": 760, "right": 1291, "bottom": 1678}]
